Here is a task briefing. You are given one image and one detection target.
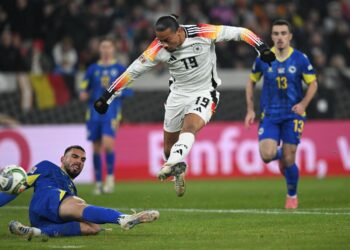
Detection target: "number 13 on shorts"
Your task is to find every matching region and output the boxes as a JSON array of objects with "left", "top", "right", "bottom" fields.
[{"left": 293, "top": 119, "right": 304, "bottom": 133}]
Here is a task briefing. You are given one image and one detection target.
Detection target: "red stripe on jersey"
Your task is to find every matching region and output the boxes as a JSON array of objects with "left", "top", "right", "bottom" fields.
[
  {"left": 109, "top": 71, "right": 132, "bottom": 92},
  {"left": 143, "top": 39, "right": 163, "bottom": 61},
  {"left": 240, "top": 28, "right": 263, "bottom": 47},
  {"left": 211, "top": 102, "right": 217, "bottom": 114},
  {"left": 197, "top": 24, "right": 222, "bottom": 39}
]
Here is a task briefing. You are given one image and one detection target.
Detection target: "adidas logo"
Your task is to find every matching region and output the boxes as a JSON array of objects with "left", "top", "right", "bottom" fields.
[
  {"left": 174, "top": 149, "right": 183, "bottom": 155},
  {"left": 168, "top": 55, "right": 177, "bottom": 63}
]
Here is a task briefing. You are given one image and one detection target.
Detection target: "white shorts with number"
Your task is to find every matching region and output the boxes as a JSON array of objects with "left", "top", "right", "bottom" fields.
[{"left": 163, "top": 90, "right": 220, "bottom": 132}]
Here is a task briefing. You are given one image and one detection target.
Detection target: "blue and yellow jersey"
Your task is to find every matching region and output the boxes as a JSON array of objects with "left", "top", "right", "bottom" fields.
[
  {"left": 27, "top": 161, "right": 77, "bottom": 196},
  {"left": 80, "top": 61, "right": 133, "bottom": 121},
  {"left": 250, "top": 47, "right": 316, "bottom": 118}
]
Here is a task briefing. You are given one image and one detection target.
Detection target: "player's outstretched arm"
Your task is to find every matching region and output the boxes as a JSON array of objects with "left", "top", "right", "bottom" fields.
[
  {"left": 216, "top": 25, "right": 276, "bottom": 65},
  {"left": 0, "top": 192, "right": 17, "bottom": 206},
  {"left": 94, "top": 40, "right": 161, "bottom": 114}
]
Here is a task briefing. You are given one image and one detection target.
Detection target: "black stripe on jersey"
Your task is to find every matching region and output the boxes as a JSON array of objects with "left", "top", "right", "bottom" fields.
[
  {"left": 210, "top": 90, "right": 218, "bottom": 105},
  {"left": 184, "top": 25, "right": 200, "bottom": 38},
  {"left": 211, "top": 70, "right": 218, "bottom": 89}
]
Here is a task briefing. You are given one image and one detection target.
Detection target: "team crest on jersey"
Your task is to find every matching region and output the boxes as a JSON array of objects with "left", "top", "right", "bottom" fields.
[
  {"left": 258, "top": 127, "right": 264, "bottom": 135},
  {"left": 307, "top": 64, "right": 313, "bottom": 70},
  {"left": 111, "top": 69, "right": 118, "bottom": 77},
  {"left": 138, "top": 55, "right": 146, "bottom": 64},
  {"left": 268, "top": 67, "right": 273, "bottom": 72},
  {"left": 192, "top": 44, "right": 203, "bottom": 54},
  {"left": 28, "top": 166, "right": 37, "bottom": 174},
  {"left": 288, "top": 66, "right": 297, "bottom": 73}
]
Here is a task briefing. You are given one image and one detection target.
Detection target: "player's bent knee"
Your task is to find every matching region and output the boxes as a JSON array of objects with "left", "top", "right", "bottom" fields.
[
  {"left": 59, "top": 196, "right": 88, "bottom": 219},
  {"left": 260, "top": 150, "right": 276, "bottom": 163}
]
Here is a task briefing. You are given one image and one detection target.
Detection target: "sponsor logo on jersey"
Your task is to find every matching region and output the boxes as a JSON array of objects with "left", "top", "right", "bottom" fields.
[
  {"left": 288, "top": 66, "right": 297, "bottom": 73},
  {"left": 192, "top": 44, "right": 203, "bottom": 54},
  {"left": 277, "top": 67, "right": 285, "bottom": 74}
]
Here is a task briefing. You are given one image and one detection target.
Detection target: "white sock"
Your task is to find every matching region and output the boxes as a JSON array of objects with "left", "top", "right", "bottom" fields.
[
  {"left": 166, "top": 132, "right": 195, "bottom": 165},
  {"left": 106, "top": 175, "right": 114, "bottom": 182}
]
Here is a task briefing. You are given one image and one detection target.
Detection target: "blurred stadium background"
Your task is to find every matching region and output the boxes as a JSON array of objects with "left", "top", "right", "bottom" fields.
[
  {"left": 0, "top": 0, "right": 349, "bottom": 180},
  {"left": 1, "top": 0, "right": 350, "bottom": 123}
]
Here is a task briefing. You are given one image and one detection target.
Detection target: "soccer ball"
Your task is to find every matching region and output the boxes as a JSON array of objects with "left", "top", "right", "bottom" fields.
[{"left": 0, "top": 165, "right": 27, "bottom": 194}]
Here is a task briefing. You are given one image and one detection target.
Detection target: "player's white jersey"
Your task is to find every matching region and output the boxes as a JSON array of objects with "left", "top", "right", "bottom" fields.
[{"left": 108, "top": 24, "right": 263, "bottom": 94}]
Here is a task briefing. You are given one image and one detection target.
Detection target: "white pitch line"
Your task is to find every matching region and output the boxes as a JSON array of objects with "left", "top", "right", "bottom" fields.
[
  {"left": 154, "top": 208, "right": 350, "bottom": 216},
  {"left": 1, "top": 206, "right": 350, "bottom": 216}
]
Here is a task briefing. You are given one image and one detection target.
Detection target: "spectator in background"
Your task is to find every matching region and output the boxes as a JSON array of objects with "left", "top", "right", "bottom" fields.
[
  {"left": 53, "top": 36, "right": 78, "bottom": 75},
  {"left": 53, "top": 36, "right": 78, "bottom": 97},
  {"left": 80, "top": 37, "right": 100, "bottom": 69},
  {"left": 0, "top": 6, "right": 9, "bottom": 33},
  {"left": 0, "top": 29, "right": 33, "bottom": 112},
  {"left": 10, "top": 0, "right": 37, "bottom": 40},
  {"left": 0, "top": 30, "right": 24, "bottom": 72},
  {"left": 79, "top": 37, "right": 133, "bottom": 195},
  {"left": 209, "top": 0, "right": 234, "bottom": 25},
  {"left": 28, "top": 39, "right": 53, "bottom": 75}
]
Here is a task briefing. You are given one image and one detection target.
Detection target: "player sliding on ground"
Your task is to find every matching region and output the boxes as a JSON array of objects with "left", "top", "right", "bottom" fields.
[
  {"left": 93, "top": 14, "right": 275, "bottom": 197},
  {"left": 0, "top": 145, "right": 159, "bottom": 239}
]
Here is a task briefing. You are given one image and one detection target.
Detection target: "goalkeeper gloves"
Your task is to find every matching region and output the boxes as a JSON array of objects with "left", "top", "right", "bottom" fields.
[{"left": 257, "top": 44, "right": 276, "bottom": 65}]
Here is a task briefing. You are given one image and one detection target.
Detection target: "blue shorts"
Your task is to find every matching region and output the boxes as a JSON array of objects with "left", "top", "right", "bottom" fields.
[
  {"left": 86, "top": 120, "right": 117, "bottom": 141},
  {"left": 258, "top": 115, "right": 306, "bottom": 145},
  {"left": 29, "top": 188, "right": 70, "bottom": 227}
]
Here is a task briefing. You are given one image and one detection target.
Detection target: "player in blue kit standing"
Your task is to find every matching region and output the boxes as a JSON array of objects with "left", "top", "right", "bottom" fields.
[
  {"left": 0, "top": 145, "right": 159, "bottom": 239},
  {"left": 80, "top": 38, "right": 133, "bottom": 195},
  {"left": 245, "top": 19, "right": 318, "bottom": 209}
]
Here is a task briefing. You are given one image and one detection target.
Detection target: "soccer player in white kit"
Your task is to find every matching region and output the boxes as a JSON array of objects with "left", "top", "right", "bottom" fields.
[{"left": 94, "top": 15, "right": 275, "bottom": 197}]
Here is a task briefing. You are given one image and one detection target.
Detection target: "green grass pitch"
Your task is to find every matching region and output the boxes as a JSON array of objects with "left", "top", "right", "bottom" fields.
[{"left": 1, "top": 177, "right": 349, "bottom": 250}]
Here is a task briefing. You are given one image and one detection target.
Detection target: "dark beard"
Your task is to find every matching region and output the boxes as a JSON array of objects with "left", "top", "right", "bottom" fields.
[{"left": 63, "top": 165, "right": 81, "bottom": 179}]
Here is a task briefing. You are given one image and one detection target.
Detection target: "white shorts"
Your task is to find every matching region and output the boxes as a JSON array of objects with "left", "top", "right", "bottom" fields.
[{"left": 163, "top": 90, "right": 220, "bottom": 132}]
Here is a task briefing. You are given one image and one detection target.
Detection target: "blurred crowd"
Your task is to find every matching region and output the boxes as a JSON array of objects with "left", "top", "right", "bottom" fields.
[
  {"left": 1, "top": 0, "right": 350, "bottom": 73},
  {"left": 0, "top": 0, "right": 350, "bottom": 122}
]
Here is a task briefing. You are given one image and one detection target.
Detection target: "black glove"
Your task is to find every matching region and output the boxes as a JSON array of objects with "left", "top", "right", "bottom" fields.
[
  {"left": 94, "top": 90, "right": 113, "bottom": 114},
  {"left": 257, "top": 44, "right": 276, "bottom": 65}
]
